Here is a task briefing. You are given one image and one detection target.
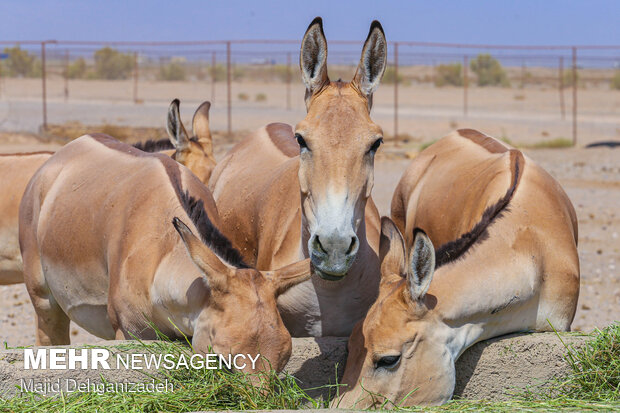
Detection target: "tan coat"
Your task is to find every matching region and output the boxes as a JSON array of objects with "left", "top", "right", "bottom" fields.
[
  {"left": 0, "top": 99, "right": 214, "bottom": 285},
  {"left": 336, "top": 129, "right": 580, "bottom": 407},
  {"left": 19, "top": 134, "right": 310, "bottom": 373}
]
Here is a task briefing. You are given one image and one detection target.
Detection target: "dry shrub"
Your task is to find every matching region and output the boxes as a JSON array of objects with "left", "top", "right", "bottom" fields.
[
  {"left": 470, "top": 54, "right": 510, "bottom": 87},
  {"left": 45, "top": 122, "right": 165, "bottom": 144},
  {"left": 434, "top": 63, "right": 463, "bottom": 87}
]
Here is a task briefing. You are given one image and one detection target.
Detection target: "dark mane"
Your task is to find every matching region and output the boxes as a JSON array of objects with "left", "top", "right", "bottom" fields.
[
  {"left": 132, "top": 138, "right": 175, "bottom": 152},
  {"left": 434, "top": 150, "right": 524, "bottom": 268},
  {"left": 133, "top": 137, "right": 199, "bottom": 152},
  {"left": 178, "top": 191, "right": 250, "bottom": 269}
]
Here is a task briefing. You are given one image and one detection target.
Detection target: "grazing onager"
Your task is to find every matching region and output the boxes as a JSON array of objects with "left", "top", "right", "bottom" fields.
[
  {"left": 336, "top": 129, "right": 580, "bottom": 407},
  {"left": 19, "top": 134, "right": 310, "bottom": 373},
  {"left": 209, "top": 18, "right": 388, "bottom": 337},
  {"left": 0, "top": 99, "right": 213, "bottom": 285}
]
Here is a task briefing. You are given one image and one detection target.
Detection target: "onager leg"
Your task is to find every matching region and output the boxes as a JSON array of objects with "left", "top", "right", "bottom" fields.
[
  {"left": 30, "top": 291, "right": 71, "bottom": 346},
  {"left": 21, "top": 234, "right": 70, "bottom": 345}
]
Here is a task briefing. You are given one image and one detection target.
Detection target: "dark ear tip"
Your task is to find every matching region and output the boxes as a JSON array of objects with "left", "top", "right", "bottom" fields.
[
  {"left": 194, "top": 101, "right": 211, "bottom": 117},
  {"left": 309, "top": 16, "right": 323, "bottom": 29},
  {"left": 171, "top": 98, "right": 180, "bottom": 107},
  {"left": 172, "top": 217, "right": 187, "bottom": 234},
  {"left": 370, "top": 20, "right": 384, "bottom": 34},
  {"left": 413, "top": 227, "right": 428, "bottom": 238}
]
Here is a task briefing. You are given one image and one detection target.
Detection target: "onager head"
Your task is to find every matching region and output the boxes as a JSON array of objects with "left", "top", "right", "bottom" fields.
[
  {"left": 172, "top": 217, "right": 311, "bottom": 373},
  {"left": 336, "top": 218, "right": 455, "bottom": 407},
  {"left": 167, "top": 99, "right": 216, "bottom": 184},
  {"left": 295, "top": 18, "right": 387, "bottom": 280}
]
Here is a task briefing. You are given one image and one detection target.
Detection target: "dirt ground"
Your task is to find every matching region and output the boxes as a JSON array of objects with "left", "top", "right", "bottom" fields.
[
  {"left": 0, "top": 100, "right": 618, "bottom": 347},
  {"left": 1, "top": 78, "right": 619, "bottom": 146}
]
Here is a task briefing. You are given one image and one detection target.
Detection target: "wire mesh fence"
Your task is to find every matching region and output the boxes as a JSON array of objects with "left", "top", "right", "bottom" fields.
[{"left": 0, "top": 39, "right": 619, "bottom": 146}]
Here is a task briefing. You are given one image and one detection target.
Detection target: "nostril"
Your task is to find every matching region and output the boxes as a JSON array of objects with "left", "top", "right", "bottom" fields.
[
  {"left": 314, "top": 235, "right": 327, "bottom": 254},
  {"left": 346, "top": 237, "right": 358, "bottom": 255}
]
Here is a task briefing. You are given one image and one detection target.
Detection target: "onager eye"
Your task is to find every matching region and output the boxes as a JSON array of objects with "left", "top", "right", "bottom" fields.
[
  {"left": 368, "top": 138, "right": 383, "bottom": 154},
  {"left": 295, "top": 133, "right": 309, "bottom": 151},
  {"left": 375, "top": 354, "right": 401, "bottom": 370}
]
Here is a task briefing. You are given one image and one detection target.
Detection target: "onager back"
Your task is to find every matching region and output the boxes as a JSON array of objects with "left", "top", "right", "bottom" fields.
[
  {"left": 336, "top": 130, "right": 579, "bottom": 407},
  {"left": 0, "top": 99, "right": 214, "bottom": 286},
  {"left": 19, "top": 134, "right": 310, "bottom": 373}
]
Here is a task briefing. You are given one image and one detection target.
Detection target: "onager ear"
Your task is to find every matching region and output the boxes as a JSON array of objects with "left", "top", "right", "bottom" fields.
[
  {"left": 192, "top": 101, "right": 211, "bottom": 142},
  {"left": 352, "top": 20, "right": 387, "bottom": 108},
  {"left": 300, "top": 17, "right": 329, "bottom": 106},
  {"left": 166, "top": 99, "right": 190, "bottom": 152},
  {"left": 172, "top": 217, "right": 230, "bottom": 291},
  {"left": 407, "top": 229, "right": 435, "bottom": 301},
  {"left": 379, "top": 217, "right": 407, "bottom": 283},
  {"left": 262, "top": 259, "right": 312, "bottom": 296}
]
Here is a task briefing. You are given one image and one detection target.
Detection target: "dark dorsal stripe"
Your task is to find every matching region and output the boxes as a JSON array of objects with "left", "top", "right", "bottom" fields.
[
  {"left": 178, "top": 191, "right": 250, "bottom": 269},
  {"left": 132, "top": 137, "right": 199, "bottom": 153},
  {"left": 265, "top": 123, "right": 300, "bottom": 158},
  {"left": 457, "top": 128, "right": 509, "bottom": 154},
  {"left": 433, "top": 149, "right": 524, "bottom": 268},
  {"left": 90, "top": 133, "right": 248, "bottom": 269},
  {"left": 132, "top": 138, "right": 175, "bottom": 152}
]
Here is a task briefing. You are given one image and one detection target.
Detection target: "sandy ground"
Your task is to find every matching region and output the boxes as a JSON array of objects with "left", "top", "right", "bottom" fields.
[
  {"left": 0, "top": 88, "right": 618, "bottom": 347},
  {"left": 1, "top": 78, "right": 619, "bottom": 146}
]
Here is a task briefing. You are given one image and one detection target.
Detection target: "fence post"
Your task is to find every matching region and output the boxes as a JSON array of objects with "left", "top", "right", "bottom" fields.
[
  {"left": 133, "top": 52, "right": 139, "bottom": 104},
  {"left": 211, "top": 51, "right": 216, "bottom": 103},
  {"left": 463, "top": 55, "right": 468, "bottom": 117},
  {"left": 286, "top": 52, "right": 292, "bottom": 110},
  {"left": 571, "top": 47, "right": 577, "bottom": 146},
  {"left": 393, "top": 42, "right": 399, "bottom": 139},
  {"left": 41, "top": 41, "right": 48, "bottom": 130},
  {"left": 559, "top": 56, "right": 565, "bottom": 120},
  {"left": 226, "top": 41, "right": 232, "bottom": 136},
  {"left": 64, "top": 50, "right": 69, "bottom": 101}
]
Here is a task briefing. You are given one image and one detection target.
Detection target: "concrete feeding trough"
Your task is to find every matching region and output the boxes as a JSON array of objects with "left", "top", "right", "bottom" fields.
[{"left": 0, "top": 333, "right": 585, "bottom": 402}]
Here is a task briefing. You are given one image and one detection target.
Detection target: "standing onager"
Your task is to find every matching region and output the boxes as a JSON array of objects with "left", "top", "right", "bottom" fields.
[
  {"left": 0, "top": 99, "right": 213, "bottom": 286},
  {"left": 209, "top": 18, "right": 388, "bottom": 337},
  {"left": 336, "top": 130, "right": 580, "bottom": 407},
  {"left": 19, "top": 134, "right": 311, "bottom": 373}
]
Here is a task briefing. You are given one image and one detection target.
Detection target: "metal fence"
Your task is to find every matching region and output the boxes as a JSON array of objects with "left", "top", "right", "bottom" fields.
[{"left": 0, "top": 39, "right": 619, "bottom": 145}]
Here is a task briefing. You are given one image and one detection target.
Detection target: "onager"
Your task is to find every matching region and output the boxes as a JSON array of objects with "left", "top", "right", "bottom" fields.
[
  {"left": 19, "top": 134, "right": 311, "bottom": 373},
  {"left": 209, "top": 18, "right": 388, "bottom": 337},
  {"left": 336, "top": 129, "right": 580, "bottom": 407},
  {"left": 0, "top": 99, "right": 213, "bottom": 285}
]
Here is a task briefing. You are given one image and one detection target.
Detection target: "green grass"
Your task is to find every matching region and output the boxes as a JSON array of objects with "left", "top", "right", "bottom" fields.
[
  {"left": 1, "top": 324, "right": 618, "bottom": 412},
  {"left": 524, "top": 137, "right": 574, "bottom": 149},
  {"left": 547, "top": 322, "right": 619, "bottom": 402},
  {"left": 0, "top": 338, "right": 328, "bottom": 412},
  {"left": 404, "top": 399, "right": 619, "bottom": 411},
  {"left": 408, "top": 323, "right": 619, "bottom": 411}
]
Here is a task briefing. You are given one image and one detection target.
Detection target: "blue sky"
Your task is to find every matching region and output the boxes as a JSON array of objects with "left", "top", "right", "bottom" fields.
[{"left": 1, "top": 0, "right": 619, "bottom": 46}]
